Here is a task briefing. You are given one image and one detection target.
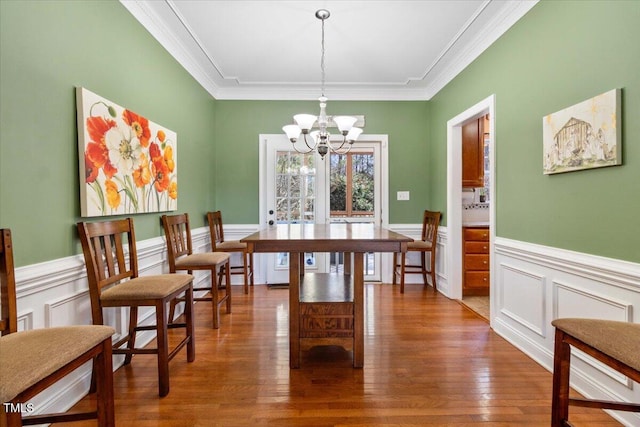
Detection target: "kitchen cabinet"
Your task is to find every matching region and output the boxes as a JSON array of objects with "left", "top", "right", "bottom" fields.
[
  {"left": 463, "top": 226, "right": 489, "bottom": 296},
  {"left": 462, "top": 118, "right": 484, "bottom": 188}
]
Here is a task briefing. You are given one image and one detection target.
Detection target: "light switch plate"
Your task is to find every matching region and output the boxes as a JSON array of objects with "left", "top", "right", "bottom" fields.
[{"left": 397, "top": 191, "right": 410, "bottom": 201}]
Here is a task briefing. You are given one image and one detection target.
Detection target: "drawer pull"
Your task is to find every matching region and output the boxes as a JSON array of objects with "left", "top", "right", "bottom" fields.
[
  {"left": 483, "top": 261, "right": 488, "bottom": 264},
  {"left": 483, "top": 278, "right": 487, "bottom": 281},
  {"left": 483, "top": 246, "right": 488, "bottom": 250}
]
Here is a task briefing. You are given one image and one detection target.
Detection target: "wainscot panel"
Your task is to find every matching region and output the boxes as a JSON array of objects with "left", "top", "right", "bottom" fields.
[{"left": 493, "top": 237, "right": 640, "bottom": 426}]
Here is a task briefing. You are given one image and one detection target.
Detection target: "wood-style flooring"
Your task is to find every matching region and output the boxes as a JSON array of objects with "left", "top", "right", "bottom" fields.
[{"left": 63, "top": 283, "right": 620, "bottom": 426}]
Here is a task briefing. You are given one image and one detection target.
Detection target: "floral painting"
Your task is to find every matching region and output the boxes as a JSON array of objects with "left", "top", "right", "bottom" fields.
[
  {"left": 76, "top": 87, "right": 177, "bottom": 216},
  {"left": 543, "top": 89, "right": 621, "bottom": 174}
]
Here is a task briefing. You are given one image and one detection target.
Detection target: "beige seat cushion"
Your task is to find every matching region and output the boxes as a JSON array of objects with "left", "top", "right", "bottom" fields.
[
  {"left": 100, "top": 274, "right": 193, "bottom": 301},
  {"left": 552, "top": 318, "right": 640, "bottom": 372},
  {"left": 0, "top": 325, "right": 114, "bottom": 402},
  {"left": 216, "top": 240, "right": 247, "bottom": 251},
  {"left": 407, "top": 240, "right": 432, "bottom": 250},
  {"left": 175, "top": 252, "right": 229, "bottom": 269}
]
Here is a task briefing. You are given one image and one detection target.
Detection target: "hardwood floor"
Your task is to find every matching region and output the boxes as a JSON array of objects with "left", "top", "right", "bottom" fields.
[{"left": 63, "top": 283, "right": 620, "bottom": 426}]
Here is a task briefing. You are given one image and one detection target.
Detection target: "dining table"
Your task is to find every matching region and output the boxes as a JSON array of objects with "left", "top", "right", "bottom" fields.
[{"left": 241, "top": 223, "right": 412, "bottom": 368}]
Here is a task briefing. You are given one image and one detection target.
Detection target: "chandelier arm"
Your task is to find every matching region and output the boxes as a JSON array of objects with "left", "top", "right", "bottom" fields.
[
  {"left": 291, "top": 141, "right": 314, "bottom": 155},
  {"left": 328, "top": 137, "right": 349, "bottom": 153},
  {"left": 330, "top": 143, "right": 352, "bottom": 155},
  {"left": 303, "top": 133, "right": 319, "bottom": 151}
]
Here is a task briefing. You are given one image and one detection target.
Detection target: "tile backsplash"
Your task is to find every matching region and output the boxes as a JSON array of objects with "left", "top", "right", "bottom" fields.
[{"left": 462, "top": 202, "right": 489, "bottom": 223}]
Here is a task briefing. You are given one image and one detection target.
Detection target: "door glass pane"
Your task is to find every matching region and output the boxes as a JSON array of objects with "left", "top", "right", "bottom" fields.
[
  {"left": 352, "top": 153, "right": 374, "bottom": 215},
  {"left": 274, "top": 151, "right": 317, "bottom": 268},
  {"left": 329, "top": 150, "right": 376, "bottom": 276},
  {"left": 330, "top": 154, "right": 347, "bottom": 212}
]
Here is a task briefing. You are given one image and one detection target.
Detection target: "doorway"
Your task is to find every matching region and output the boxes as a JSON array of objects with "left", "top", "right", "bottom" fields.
[{"left": 445, "top": 95, "right": 495, "bottom": 324}]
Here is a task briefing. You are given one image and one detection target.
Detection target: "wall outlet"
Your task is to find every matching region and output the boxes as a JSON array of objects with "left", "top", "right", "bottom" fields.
[{"left": 397, "top": 191, "right": 410, "bottom": 201}]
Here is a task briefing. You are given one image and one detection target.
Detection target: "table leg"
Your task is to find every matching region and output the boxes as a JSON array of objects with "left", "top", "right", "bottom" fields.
[
  {"left": 344, "top": 252, "right": 351, "bottom": 275},
  {"left": 289, "top": 251, "right": 301, "bottom": 369},
  {"left": 353, "top": 252, "right": 364, "bottom": 368}
]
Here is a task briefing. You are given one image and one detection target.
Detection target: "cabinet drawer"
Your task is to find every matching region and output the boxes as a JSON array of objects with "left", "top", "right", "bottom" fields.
[
  {"left": 465, "top": 254, "right": 489, "bottom": 270},
  {"left": 464, "top": 228, "right": 489, "bottom": 241},
  {"left": 465, "top": 271, "right": 489, "bottom": 288},
  {"left": 465, "top": 241, "right": 489, "bottom": 254}
]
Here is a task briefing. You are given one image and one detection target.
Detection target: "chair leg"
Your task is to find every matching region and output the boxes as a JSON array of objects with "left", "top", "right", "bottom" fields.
[
  {"left": 124, "top": 307, "right": 138, "bottom": 365},
  {"left": 392, "top": 252, "right": 398, "bottom": 286},
  {"left": 242, "top": 252, "right": 249, "bottom": 294},
  {"left": 211, "top": 270, "right": 220, "bottom": 329},
  {"left": 96, "top": 339, "right": 115, "bottom": 427},
  {"left": 225, "top": 263, "right": 232, "bottom": 314},
  {"left": 249, "top": 252, "right": 254, "bottom": 286},
  {"left": 400, "top": 252, "right": 407, "bottom": 294},
  {"left": 551, "top": 328, "right": 571, "bottom": 427},
  {"left": 420, "top": 252, "right": 428, "bottom": 286},
  {"left": 429, "top": 251, "right": 437, "bottom": 292},
  {"left": 4, "top": 405, "right": 22, "bottom": 427},
  {"left": 155, "top": 301, "right": 170, "bottom": 397},
  {"left": 168, "top": 298, "right": 178, "bottom": 324},
  {"left": 184, "top": 286, "right": 195, "bottom": 363}
]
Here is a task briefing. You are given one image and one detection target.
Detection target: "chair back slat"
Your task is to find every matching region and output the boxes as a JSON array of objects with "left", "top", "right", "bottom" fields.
[
  {"left": 161, "top": 214, "right": 193, "bottom": 272},
  {"left": 421, "top": 210, "right": 441, "bottom": 244},
  {"left": 78, "top": 218, "right": 139, "bottom": 324},
  {"left": 0, "top": 228, "right": 18, "bottom": 335},
  {"left": 207, "top": 211, "right": 225, "bottom": 250}
]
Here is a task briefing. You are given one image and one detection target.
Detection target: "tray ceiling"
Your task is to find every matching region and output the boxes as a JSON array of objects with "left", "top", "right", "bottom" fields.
[{"left": 121, "top": 0, "right": 537, "bottom": 100}]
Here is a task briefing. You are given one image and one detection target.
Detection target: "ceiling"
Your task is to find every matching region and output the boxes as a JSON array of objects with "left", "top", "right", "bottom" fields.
[{"left": 121, "top": 0, "right": 537, "bottom": 101}]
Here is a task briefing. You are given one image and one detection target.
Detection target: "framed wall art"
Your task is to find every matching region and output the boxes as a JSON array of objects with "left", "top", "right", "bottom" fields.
[
  {"left": 543, "top": 88, "right": 621, "bottom": 175},
  {"left": 76, "top": 87, "right": 177, "bottom": 217}
]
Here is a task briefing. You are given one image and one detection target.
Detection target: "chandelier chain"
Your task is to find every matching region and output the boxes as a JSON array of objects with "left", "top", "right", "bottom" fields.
[{"left": 320, "top": 16, "right": 326, "bottom": 97}]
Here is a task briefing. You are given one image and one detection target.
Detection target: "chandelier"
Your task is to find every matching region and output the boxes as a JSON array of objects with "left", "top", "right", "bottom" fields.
[{"left": 282, "top": 9, "right": 362, "bottom": 159}]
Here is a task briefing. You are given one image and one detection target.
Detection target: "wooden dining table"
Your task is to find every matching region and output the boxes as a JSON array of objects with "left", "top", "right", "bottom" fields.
[{"left": 241, "top": 223, "right": 411, "bottom": 368}]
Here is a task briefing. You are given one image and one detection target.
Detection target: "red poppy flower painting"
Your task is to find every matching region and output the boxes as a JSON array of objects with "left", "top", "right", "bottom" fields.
[{"left": 76, "top": 87, "right": 178, "bottom": 216}]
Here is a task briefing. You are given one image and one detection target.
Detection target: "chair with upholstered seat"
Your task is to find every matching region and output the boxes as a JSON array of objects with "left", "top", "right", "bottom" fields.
[
  {"left": 551, "top": 318, "right": 640, "bottom": 426},
  {"left": 392, "top": 210, "right": 441, "bottom": 293},
  {"left": 0, "top": 228, "right": 115, "bottom": 426},
  {"left": 162, "top": 213, "right": 231, "bottom": 329},
  {"left": 207, "top": 211, "right": 254, "bottom": 294},
  {"left": 77, "top": 218, "right": 195, "bottom": 397}
]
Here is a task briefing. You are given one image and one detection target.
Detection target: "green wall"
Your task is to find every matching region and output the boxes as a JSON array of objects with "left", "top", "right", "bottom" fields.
[
  {"left": 214, "top": 100, "right": 430, "bottom": 224},
  {"left": 0, "top": 0, "right": 216, "bottom": 266},
  {"left": 428, "top": 0, "right": 640, "bottom": 263},
  {"left": 1, "top": 0, "right": 638, "bottom": 268}
]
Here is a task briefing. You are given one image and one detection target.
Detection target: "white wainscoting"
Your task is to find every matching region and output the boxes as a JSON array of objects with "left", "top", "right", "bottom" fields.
[
  {"left": 492, "top": 237, "right": 640, "bottom": 426},
  {"left": 12, "top": 225, "right": 639, "bottom": 425}
]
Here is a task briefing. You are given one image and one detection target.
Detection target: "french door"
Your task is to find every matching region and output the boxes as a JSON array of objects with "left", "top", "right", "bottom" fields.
[
  {"left": 260, "top": 134, "right": 387, "bottom": 284},
  {"left": 262, "top": 135, "right": 327, "bottom": 284}
]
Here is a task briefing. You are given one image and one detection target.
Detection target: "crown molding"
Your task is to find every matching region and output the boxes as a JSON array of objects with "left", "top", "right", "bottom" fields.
[{"left": 423, "top": 0, "right": 538, "bottom": 99}]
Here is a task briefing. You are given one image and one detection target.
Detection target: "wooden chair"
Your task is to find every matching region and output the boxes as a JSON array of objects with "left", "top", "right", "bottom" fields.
[
  {"left": 207, "top": 211, "right": 254, "bottom": 294},
  {"left": 551, "top": 318, "right": 640, "bottom": 426},
  {"left": 162, "top": 213, "right": 231, "bottom": 329},
  {"left": 0, "top": 229, "right": 115, "bottom": 426},
  {"left": 77, "top": 218, "right": 195, "bottom": 397},
  {"left": 393, "top": 210, "right": 441, "bottom": 293}
]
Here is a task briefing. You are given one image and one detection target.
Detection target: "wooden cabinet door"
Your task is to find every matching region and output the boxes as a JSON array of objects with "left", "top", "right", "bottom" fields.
[{"left": 462, "top": 118, "right": 484, "bottom": 188}]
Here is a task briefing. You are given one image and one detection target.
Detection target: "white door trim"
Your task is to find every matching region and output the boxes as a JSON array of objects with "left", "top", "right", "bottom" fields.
[{"left": 446, "top": 95, "right": 496, "bottom": 318}]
